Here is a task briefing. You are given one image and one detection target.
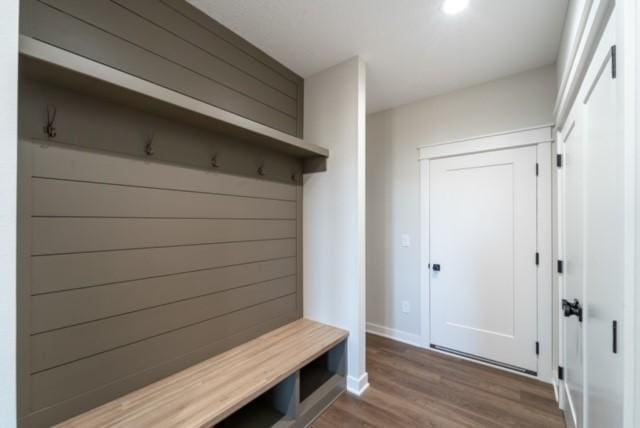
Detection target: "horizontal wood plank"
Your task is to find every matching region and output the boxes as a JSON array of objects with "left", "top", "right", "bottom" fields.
[
  {"left": 30, "top": 143, "right": 297, "bottom": 201},
  {"left": 22, "top": 313, "right": 298, "bottom": 428},
  {"left": 41, "top": 0, "right": 297, "bottom": 116},
  {"left": 27, "top": 0, "right": 297, "bottom": 134},
  {"left": 160, "top": 0, "right": 302, "bottom": 86},
  {"left": 55, "top": 319, "right": 347, "bottom": 427},
  {"left": 21, "top": 126, "right": 304, "bottom": 424},
  {"left": 32, "top": 178, "right": 296, "bottom": 219},
  {"left": 32, "top": 238, "right": 296, "bottom": 294},
  {"left": 31, "top": 276, "right": 297, "bottom": 372},
  {"left": 114, "top": 0, "right": 297, "bottom": 97},
  {"left": 32, "top": 218, "right": 296, "bottom": 255},
  {"left": 32, "top": 295, "right": 298, "bottom": 410},
  {"left": 31, "top": 257, "right": 296, "bottom": 333}
]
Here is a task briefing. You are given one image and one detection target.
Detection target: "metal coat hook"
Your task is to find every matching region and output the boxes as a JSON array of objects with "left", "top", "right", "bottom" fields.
[
  {"left": 145, "top": 133, "right": 155, "bottom": 156},
  {"left": 210, "top": 153, "right": 220, "bottom": 168},
  {"left": 44, "top": 104, "right": 57, "bottom": 138},
  {"left": 257, "top": 163, "right": 265, "bottom": 176}
]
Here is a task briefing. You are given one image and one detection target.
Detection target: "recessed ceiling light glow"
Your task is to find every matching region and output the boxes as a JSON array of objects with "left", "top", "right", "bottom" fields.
[{"left": 442, "top": 0, "right": 469, "bottom": 15}]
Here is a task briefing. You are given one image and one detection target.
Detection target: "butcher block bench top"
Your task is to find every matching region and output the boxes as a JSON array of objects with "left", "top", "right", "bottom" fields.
[{"left": 55, "top": 319, "right": 348, "bottom": 427}]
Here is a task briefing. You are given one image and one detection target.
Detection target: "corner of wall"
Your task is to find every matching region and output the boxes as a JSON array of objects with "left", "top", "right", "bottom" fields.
[{"left": 303, "top": 56, "right": 368, "bottom": 385}]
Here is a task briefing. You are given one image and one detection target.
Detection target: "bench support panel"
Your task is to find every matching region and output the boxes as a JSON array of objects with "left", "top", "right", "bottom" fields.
[{"left": 272, "top": 371, "right": 299, "bottom": 420}]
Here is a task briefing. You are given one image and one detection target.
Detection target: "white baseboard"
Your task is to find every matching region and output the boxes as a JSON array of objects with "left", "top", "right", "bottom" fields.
[
  {"left": 347, "top": 372, "right": 369, "bottom": 396},
  {"left": 366, "top": 322, "right": 423, "bottom": 348},
  {"left": 561, "top": 380, "right": 577, "bottom": 428}
]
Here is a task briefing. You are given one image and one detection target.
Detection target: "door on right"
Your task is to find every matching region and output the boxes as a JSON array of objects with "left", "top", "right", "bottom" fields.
[{"left": 560, "top": 11, "right": 624, "bottom": 428}]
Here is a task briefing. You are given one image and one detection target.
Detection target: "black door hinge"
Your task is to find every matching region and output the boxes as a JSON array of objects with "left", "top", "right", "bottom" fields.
[
  {"left": 611, "top": 45, "right": 617, "bottom": 79},
  {"left": 558, "top": 366, "right": 564, "bottom": 380},
  {"left": 535, "top": 163, "right": 539, "bottom": 176},
  {"left": 535, "top": 341, "right": 540, "bottom": 355},
  {"left": 613, "top": 320, "right": 618, "bottom": 353},
  {"left": 557, "top": 154, "right": 563, "bottom": 168},
  {"left": 535, "top": 252, "right": 540, "bottom": 265},
  {"left": 557, "top": 260, "right": 564, "bottom": 274}
]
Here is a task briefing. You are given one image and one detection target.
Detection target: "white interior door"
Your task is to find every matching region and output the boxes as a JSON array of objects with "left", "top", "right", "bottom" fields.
[
  {"left": 582, "top": 20, "right": 623, "bottom": 428},
  {"left": 560, "top": 15, "right": 623, "bottom": 428},
  {"left": 430, "top": 145, "right": 538, "bottom": 374}
]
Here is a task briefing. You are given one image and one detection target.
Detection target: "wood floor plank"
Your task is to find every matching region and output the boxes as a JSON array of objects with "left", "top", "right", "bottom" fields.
[{"left": 312, "top": 334, "right": 565, "bottom": 428}]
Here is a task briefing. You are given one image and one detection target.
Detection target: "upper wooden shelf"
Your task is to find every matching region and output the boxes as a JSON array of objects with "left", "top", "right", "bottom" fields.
[{"left": 19, "top": 36, "right": 329, "bottom": 159}]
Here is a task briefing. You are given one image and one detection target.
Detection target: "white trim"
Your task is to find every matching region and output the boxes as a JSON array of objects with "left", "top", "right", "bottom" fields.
[
  {"left": 554, "top": 0, "right": 615, "bottom": 131},
  {"left": 418, "top": 125, "right": 553, "bottom": 160},
  {"left": 562, "top": 380, "right": 578, "bottom": 428},
  {"left": 419, "top": 130, "right": 554, "bottom": 383},
  {"left": 18, "top": 36, "right": 329, "bottom": 158},
  {"left": 555, "top": 0, "right": 595, "bottom": 125},
  {"left": 632, "top": 0, "right": 640, "bottom": 424},
  {"left": 556, "top": 121, "right": 568, "bottom": 416},
  {"left": 366, "top": 323, "right": 423, "bottom": 348},
  {"left": 536, "top": 142, "right": 554, "bottom": 382},
  {"left": 346, "top": 373, "right": 369, "bottom": 396},
  {"left": 419, "top": 160, "right": 431, "bottom": 348}
]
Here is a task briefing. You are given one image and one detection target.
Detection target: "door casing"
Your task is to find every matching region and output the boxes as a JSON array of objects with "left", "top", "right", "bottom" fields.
[{"left": 418, "top": 125, "right": 554, "bottom": 383}]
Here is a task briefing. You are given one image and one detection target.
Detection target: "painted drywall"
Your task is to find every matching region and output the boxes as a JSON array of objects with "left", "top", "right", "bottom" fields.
[
  {"left": 0, "top": 0, "right": 18, "bottom": 426},
  {"left": 303, "top": 57, "right": 368, "bottom": 394},
  {"left": 366, "top": 64, "right": 556, "bottom": 337}
]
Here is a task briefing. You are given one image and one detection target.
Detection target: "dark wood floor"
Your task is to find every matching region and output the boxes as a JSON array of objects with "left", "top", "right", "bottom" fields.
[{"left": 312, "top": 334, "right": 565, "bottom": 428}]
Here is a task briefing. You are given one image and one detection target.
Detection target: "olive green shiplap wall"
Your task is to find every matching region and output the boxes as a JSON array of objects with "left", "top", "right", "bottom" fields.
[
  {"left": 20, "top": 0, "right": 304, "bottom": 138},
  {"left": 18, "top": 80, "right": 303, "bottom": 427}
]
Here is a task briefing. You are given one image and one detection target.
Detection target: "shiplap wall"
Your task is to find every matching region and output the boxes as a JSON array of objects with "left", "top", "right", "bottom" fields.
[
  {"left": 20, "top": 0, "right": 304, "bottom": 137},
  {"left": 19, "top": 141, "right": 302, "bottom": 427}
]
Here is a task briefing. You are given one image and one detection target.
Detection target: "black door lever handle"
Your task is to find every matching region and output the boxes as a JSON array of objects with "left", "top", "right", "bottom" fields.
[
  {"left": 562, "top": 298, "right": 583, "bottom": 322},
  {"left": 432, "top": 264, "right": 441, "bottom": 271}
]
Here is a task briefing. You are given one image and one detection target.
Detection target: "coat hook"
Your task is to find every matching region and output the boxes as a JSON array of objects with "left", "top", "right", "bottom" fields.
[
  {"left": 257, "top": 163, "right": 265, "bottom": 176},
  {"left": 43, "top": 104, "right": 57, "bottom": 138},
  {"left": 211, "top": 153, "right": 220, "bottom": 168},
  {"left": 145, "top": 133, "right": 155, "bottom": 156}
]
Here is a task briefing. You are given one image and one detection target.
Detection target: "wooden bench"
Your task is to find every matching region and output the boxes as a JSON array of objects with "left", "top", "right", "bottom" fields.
[{"left": 55, "top": 319, "right": 348, "bottom": 428}]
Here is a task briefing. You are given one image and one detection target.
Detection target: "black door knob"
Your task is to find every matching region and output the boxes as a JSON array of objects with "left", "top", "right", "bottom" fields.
[{"left": 432, "top": 264, "right": 441, "bottom": 271}]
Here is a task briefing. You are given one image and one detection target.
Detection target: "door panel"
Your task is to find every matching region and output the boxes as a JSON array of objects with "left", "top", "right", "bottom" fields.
[
  {"left": 560, "top": 14, "right": 623, "bottom": 428},
  {"left": 583, "top": 29, "right": 623, "bottom": 428},
  {"left": 430, "top": 146, "right": 538, "bottom": 373}
]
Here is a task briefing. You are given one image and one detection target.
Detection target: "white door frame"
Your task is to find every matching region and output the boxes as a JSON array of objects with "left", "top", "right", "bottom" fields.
[{"left": 419, "top": 124, "right": 554, "bottom": 383}]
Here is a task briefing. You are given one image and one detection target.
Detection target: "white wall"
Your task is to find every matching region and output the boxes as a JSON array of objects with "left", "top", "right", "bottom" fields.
[
  {"left": 366, "top": 65, "right": 557, "bottom": 338},
  {"left": 0, "top": 1, "right": 18, "bottom": 426},
  {"left": 303, "top": 57, "right": 368, "bottom": 394}
]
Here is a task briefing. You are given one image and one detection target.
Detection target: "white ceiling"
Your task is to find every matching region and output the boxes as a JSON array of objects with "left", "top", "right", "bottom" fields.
[{"left": 188, "top": 0, "right": 568, "bottom": 113}]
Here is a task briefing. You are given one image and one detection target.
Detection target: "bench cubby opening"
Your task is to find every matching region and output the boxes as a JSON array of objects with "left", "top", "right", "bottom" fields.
[
  {"left": 216, "top": 339, "right": 347, "bottom": 428},
  {"left": 300, "top": 340, "right": 347, "bottom": 400},
  {"left": 297, "top": 340, "right": 347, "bottom": 426},
  {"left": 216, "top": 389, "right": 284, "bottom": 427}
]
